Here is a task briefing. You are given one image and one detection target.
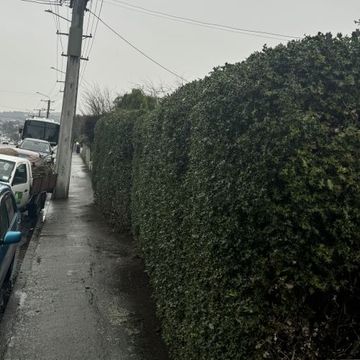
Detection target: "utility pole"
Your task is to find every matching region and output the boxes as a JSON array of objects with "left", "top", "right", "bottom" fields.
[
  {"left": 54, "top": 0, "right": 88, "bottom": 199},
  {"left": 41, "top": 99, "right": 55, "bottom": 118},
  {"left": 34, "top": 108, "right": 46, "bottom": 117},
  {"left": 36, "top": 92, "right": 54, "bottom": 119}
]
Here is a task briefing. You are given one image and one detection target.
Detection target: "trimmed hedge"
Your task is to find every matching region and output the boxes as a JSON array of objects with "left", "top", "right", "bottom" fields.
[
  {"left": 94, "top": 32, "right": 360, "bottom": 359},
  {"left": 131, "top": 81, "right": 204, "bottom": 355},
  {"left": 92, "top": 110, "right": 140, "bottom": 231}
]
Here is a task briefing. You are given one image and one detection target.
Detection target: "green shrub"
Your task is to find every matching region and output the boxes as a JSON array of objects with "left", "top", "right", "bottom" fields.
[
  {"left": 175, "top": 33, "right": 360, "bottom": 359},
  {"left": 92, "top": 89, "right": 158, "bottom": 232},
  {"left": 131, "top": 81, "right": 204, "bottom": 353},
  {"left": 95, "top": 32, "right": 360, "bottom": 359},
  {"left": 92, "top": 110, "right": 141, "bottom": 231}
]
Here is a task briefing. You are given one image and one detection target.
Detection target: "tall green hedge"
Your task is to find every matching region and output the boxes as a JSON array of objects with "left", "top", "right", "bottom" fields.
[
  {"left": 131, "top": 80, "right": 204, "bottom": 354},
  {"left": 94, "top": 32, "right": 360, "bottom": 359},
  {"left": 92, "top": 110, "right": 141, "bottom": 231}
]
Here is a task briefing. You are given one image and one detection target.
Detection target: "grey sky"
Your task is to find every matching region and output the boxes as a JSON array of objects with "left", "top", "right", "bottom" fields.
[{"left": 0, "top": 0, "right": 359, "bottom": 114}]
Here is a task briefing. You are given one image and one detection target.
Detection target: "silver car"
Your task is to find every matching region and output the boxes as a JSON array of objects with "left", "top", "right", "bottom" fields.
[{"left": 18, "top": 138, "right": 54, "bottom": 163}]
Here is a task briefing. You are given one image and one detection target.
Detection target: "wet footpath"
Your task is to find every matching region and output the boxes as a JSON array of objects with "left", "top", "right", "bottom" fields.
[{"left": 0, "top": 154, "right": 169, "bottom": 360}]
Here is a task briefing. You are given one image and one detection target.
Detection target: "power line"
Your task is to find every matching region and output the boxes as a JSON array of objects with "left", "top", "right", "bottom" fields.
[
  {"left": 88, "top": 10, "right": 187, "bottom": 82},
  {"left": 103, "top": 1, "right": 285, "bottom": 41},
  {"left": 79, "top": 0, "right": 104, "bottom": 85},
  {"left": 49, "top": 3, "right": 61, "bottom": 82},
  {"left": 86, "top": 0, "right": 104, "bottom": 57},
  {"left": 81, "top": 0, "right": 97, "bottom": 59},
  {"left": 21, "top": 0, "right": 62, "bottom": 5},
  {"left": 47, "top": 82, "right": 58, "bottom": 100},
  {"left": 50, "top": 5, "right": 66, "bottom": 51},
  {"left": 85, "top": 0, "right": 94, "bottom": 34},
  {"left": 79, "top": 77, "right": 91, "bottom": 87},
  {"left": 105, "top": 0, "right": 300, "bottom": 40},
  {"left": 47, "top": 3, "right": 71, "bottom": 90}
]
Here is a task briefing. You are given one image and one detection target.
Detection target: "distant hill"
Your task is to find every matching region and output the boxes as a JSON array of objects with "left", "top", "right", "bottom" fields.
[
  {"left": 0, "top": 111, "right": 26, "bottom": 124},
  {"left": 0, "top": 111, "right": 60, "bottom": 123}
]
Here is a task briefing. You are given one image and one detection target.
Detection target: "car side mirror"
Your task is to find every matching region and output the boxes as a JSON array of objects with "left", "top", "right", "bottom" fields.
[
  {"left": 18, "top": 128, "right": 23, "bottom": 134},
  {"left": 4, "top": 231, "right": 22, "bottom": 244}
]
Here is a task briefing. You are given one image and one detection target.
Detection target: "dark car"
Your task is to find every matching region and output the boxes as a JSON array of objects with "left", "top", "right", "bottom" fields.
[{"left": 0, "top": 184, "right": 22, "bottom": 294}]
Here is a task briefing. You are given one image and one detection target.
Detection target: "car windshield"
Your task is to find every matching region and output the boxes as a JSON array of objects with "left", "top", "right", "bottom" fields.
[
  {"left": 20, "top": 140, "right": 51, "bottom": 154},
  {"left": 0, "top": 160, "right": 15, "bottom": 183}
]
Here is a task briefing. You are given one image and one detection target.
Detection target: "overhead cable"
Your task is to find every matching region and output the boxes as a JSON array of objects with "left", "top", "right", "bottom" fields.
[
  {"left": 105, "top": 0, "right": 301, "bottom": 40},
  {"left": 80, "top": 0, "right": 105, "bottom": 85},
  {"left": 21, "top": 0, "right": 63, "bottom": 5},
  {"left": 88, "top": 9, "right": 187, "bottom": 82},
  {"left": 82, "top": 0, "right": 98, "bottom": 58}
]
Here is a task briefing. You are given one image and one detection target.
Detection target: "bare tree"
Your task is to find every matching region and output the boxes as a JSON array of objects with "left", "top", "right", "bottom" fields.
[
  {"left": 140, "top": 80, "right": 173, "bottom": 98},
  {"left": 130, "top": 79, "right": 182, "bottom": 100},
  {"left": 81, "top": 84, "right": 114, "bottom": 116}
]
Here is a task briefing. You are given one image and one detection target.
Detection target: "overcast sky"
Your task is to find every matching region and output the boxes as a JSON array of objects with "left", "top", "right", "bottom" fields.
[{"left": 0, "top": 0, "right": 359, "bottom": 114}]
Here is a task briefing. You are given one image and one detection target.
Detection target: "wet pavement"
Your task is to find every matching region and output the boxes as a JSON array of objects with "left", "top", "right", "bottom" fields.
[{"left": 0, "top": 154, "right": 169, "bottom": 360}]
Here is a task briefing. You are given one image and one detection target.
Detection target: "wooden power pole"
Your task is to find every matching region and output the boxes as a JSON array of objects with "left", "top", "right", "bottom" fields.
[
  {"left": 54, "top": 0, "right": 88, "bottom": 199},
  {"left": 40, "top": 99, "right": 55, "bottom": 118}
]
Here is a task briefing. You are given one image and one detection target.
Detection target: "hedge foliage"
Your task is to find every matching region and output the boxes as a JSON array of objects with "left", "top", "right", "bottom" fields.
[
  {"left": 92, "top": 109, "right": 141, "bottom": 231},
  {"left": 92, "top": 90, "right": 157, "bottom": 230},
  {"left": 93, "top": 32, "right": 360, "bottom": 359}
]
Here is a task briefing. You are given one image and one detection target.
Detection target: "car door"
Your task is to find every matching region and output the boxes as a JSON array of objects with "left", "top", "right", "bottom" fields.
[
  {"left": 12, "top": 163, "right": 30, "bottom": 209},
  {"left": 0, "top": 195, "right": 11, "bottom": 287},
  {"left": 0, "top": 192, "right": 20, "bottom": 289},
  {"left": 5, "top": 193, "right": 18, "bottom": 232}
]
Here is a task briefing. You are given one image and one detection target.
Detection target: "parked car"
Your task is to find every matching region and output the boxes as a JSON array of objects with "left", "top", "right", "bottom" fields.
[
  {"left": 18, "top": 138, "right": 54, "bottom": 163},
  {"left": 0, "top": 184, "right": 22, "bottom": 293},
  {"left": 0, "top": 154, "right": 56, "bottom": 218}
]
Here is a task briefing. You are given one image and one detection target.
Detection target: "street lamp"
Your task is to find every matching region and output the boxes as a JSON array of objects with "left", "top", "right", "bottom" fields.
[
  {"left": 50, "top": 66, "right": 66, "bottom": 75},
  {"left": 36, "top": 91, "right": 50, "bottom": 99}
]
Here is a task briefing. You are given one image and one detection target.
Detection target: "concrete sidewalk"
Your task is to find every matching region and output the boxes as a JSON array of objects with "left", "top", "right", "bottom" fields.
[{"left": 0, "top": 155, "right": 168, "bottom": 360}]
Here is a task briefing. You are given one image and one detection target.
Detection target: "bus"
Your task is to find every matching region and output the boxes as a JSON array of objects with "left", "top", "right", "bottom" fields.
[{"left": 20, "top": 118, "right": 60, "bottom": 146}]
